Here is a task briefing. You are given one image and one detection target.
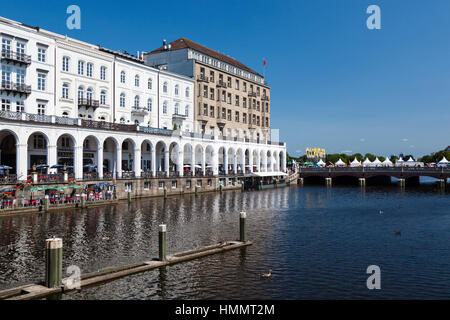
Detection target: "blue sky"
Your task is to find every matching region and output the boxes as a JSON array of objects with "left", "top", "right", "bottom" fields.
[{"left": 2, "top": 0, "right": 449, "bottom": 157}]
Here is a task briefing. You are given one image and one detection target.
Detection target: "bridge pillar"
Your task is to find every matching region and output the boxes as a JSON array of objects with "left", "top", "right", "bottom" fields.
[
  {"left": 298, "top": 177, "right": 304, "bottom": 186},
  {"left": 438, "top": 179, "right": 446, "bottom": 189},
  {"left": 358, "top": 178, "right": 366, "bottom": 187},
  {"left": 398, "top": 178, "right": 405, "bottom": 188},
  {"left": 325, "top": 177, "right": 332, "bottom": 187}
]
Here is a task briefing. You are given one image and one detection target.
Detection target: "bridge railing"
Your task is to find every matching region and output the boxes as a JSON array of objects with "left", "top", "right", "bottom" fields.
[{"left": 299, "top": 167, "right": 450, "bottom": 173}]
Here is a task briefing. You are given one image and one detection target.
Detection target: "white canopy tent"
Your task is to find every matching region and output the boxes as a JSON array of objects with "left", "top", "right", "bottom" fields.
[
  {"left": 395, "top": 157, "right": 404, "bottom": 167},
  {"left": 362, "top": 158, "right": 373, "bottom": 167},
  {"left": 373, "top": 157, "right": 382, "bottom": 167},
  {"left": 407, "top": 157, "right": 415, "bottom": 162},
  {"left": 437, "top": 156, "right": 449, "bottom": 167},
  {"left": 350, "top": 158, "right": 361, "bottom": 167},
  {"left": 316, "top": 159, "right": 326, "bottom": 167},
  {"left": 335, "top": 158, "right": 346, "bottom": 167},
  {"left": 382, "top": 157, "right": 393, "bottom": 167}
]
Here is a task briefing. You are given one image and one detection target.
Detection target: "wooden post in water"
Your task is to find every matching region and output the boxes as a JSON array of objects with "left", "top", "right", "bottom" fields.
[
  {"left": 44, "top": 195, "right": 49, "bottom": 212},
  {"left": 359, "top": 178, "right": 366, "bottom": 187},
  {"left": 163, "top": 187, "right": 167, "bottom": 199},
  {"left": 240, "top": 211, "right": 247, "bottom": 242},
  {"left": 195, "top": 185, "right": 198, "bottom": 196},
  {"left": 45, "top": 238, "right": 63, "bottom": 288},
  {"left": 159, "top": 224, "right": 167, "bottom": 261},
  {"left": 81, "top": 193, "right": 86, "bottom": 208},
  {"left": 127, "top": 190, "right": 131, "bottom": 203}
]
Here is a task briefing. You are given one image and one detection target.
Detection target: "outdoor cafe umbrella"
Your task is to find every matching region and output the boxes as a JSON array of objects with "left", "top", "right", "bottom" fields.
[
  {"left": 50, "top": 164, "right": 64, "bottom": 169},
  {"left": 0, "top": 165, "right": 13, "bottom": 170}
]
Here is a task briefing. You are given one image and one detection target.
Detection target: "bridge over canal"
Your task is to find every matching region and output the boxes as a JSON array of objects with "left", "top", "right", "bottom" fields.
[{"left": 296, "top": 167, "right": 450, "bottom": 186}]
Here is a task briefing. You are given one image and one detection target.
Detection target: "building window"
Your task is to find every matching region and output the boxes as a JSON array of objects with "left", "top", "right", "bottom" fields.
[
  {"left": 227, "top": 109, "right": 231, "bottom": 121},
  {"left": 86, "top": 88, "right": 93, "bottom": 101},
  {"left": 147, "top": 98, "right": 152, "bottom": 111},
  {"left": 235, "top": 95, "right": 239, "bottom": 106},
  {"left": 33, "top": 134, "right": 46, "bottom": 149},
  {"left": 243, "top": 113, "right": 247, "bottom": 124},
  {"left": 227, "top": 93, "right": 231, "bottom": 104},
  {"left": 209, "top": 106, "right": 214, "bottom": 117},
  {"left": 203, "top": 85, "right": 207, "bottom": 98},
  {"left": 209, "top": 71, "right": 214, "bottom": 82},
  {"left": 100, "top": 66, "right": 106, "bottom": 80},
  {"left": 78, "top": 86, "right": 84, "bottom": 101},
  {"left": 235, "top": 111, "right": 239, "bottom": 122},
  {"left": 148, "top": 78, "right": 152, "bottom": 89},
  {"left": 185, "top": 105, "right": 189, "bottom": 116},
  {"left": 2, "top": 39, "right": 11, "bottom": 54},
  {"left": 265, "top": 117, "right": 269, "bottom": 127},
  {"left": 16, "top": 101, "right": 24, "bottom": 112},
  {"left": 37, "top": 73, "right": 46, "bottom": 91},
  {"left": 37, "top": 103, "right": 46, "bottom": 115},
  {"left": 37, "top": 47, "right": 46, "bottom": 62},
  {"left": 185, "top": 87, "right": 190, "bottom": 97},
  {"left": 62, "top": 83, "right": 69, "bottom": 99},
  {"left": 62, "top": 56, "right": 70, "bottom": 72},
  {"left": 175, "top": 84, "right": 179, "bottom": 96},
  {"left": 78, "top": 61, "right": 84, "bottom": 75},
  {"left": 222, "top": 108, "right": 226, "bottom": 119},
  {"left": 203, "top": 104, "right": 208, "bottom": 116},
  {"left": 235, "top": 80, "right": 239, "bottom": 90},
  {"left": 174, "top": 103, "right": 179, "bottom": 115},
  {"left": 16, "top": 69, "right": 25, "bottom": 84},
  {"left": 209, "top": 88, "right": 214, "bottom": 100},
  {"left": 135, "top": 75, "right": 139, "bottom": 87},
  {"left": 100, "top": 90, "right": 106, "bottom": 105},
  {"left": 163, "top": 82, "right": 168, "bottom": 93},
  {"left": 163, "top": 101, "right": 167, "bottom": 114},
  {"left": 120, "top": 117, "right": 125, "bottom": 124},
  {"left": 144, "top": 181, "right": 151, "bottom": 190},
  {"left": 134, "top": 95, "right": 140, "bottom": 108},
  {"left": 120, "top": 71, "right": 126, "bottom": 83},
  {"left": 1, "top": 99, "right": 11, "bottom": 111},
  {"left": 87, "top": 63, "right": 93, "bottom": 77},
  {"left": 227, "top": 77, "right": 231, "bottom": 87},
  {"left": 243, "top": 82, "right": 247, "bottom": 92},
  {"left": 120, "top": 93, "right": 125, "bottom": 107}
]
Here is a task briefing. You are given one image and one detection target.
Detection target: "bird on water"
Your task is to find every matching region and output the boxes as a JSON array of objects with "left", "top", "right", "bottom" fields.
[{"left": 260, "top": 269, "right": 272, "bottom": 278}]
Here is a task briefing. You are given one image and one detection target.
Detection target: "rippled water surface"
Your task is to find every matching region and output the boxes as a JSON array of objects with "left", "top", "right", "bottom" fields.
[{"left": 0, "top": 182, "right": 449, "bottom": 299}]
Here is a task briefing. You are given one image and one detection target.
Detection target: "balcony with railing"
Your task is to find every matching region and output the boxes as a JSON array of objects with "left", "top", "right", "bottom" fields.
[
  {"left": 172, "top": 113, "right": 187, "bottom": 120},
  {"left": 216, "top": 80, "right": 227, "bottom": 88},
  {"left": 197, "top": 74, "right": 209, "bottom": 83},
  {"left": 1, "top": 50, "right": 31, "bottom": 65},
  {"left": 248, "top": 91, "right": 257, "bottom": 97},
  {"left": 0, "top": 81, "right": 31, "bottom": 96},
  {"left": 131, "top": 107, "right": 149, "bottom": 116},
  {"left": 78, "top": 98, "right": 99, "bottom": 109},
  {"left": 261, "top": 95, "right": 270, "bottom": 101}
]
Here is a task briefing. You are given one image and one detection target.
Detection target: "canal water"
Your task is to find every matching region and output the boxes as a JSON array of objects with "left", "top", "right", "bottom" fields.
[{"left": 0, "top": 181, "right": 449, "bottom": 299}]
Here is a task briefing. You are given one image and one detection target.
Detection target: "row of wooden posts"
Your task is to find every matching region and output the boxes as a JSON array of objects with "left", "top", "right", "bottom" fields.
[{"left": 44, "top": 211, "right": 248, "bottom": 288}]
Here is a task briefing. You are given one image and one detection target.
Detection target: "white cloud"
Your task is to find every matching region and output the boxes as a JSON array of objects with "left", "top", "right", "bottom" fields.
[
  {"left": 341, "top": 150, "right": 352, "bottom": 154},
  {"left": 360, "top": 138, "right": 365, "bottom": 142},
  {"left": 401, "top": 138, "right": 408, "bottom": 142}
]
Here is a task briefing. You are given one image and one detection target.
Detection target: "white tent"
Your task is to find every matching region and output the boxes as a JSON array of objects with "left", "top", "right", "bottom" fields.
[
  {"left": 362, "top": 158, "right": 373, "bottom": 167},
  {"left": 316, "top": 159, "right": 326, "bottom": 167},
  {"left": 373, "top": 157, "right": 382, "bottom": 167},
  {"left": 437, "top": 156, "right": 449, "bottom": 167},
  {"left": 335, "top": 158, "right": 346, "bottom": 167},
  {"left": 407, "top": 157, "right": 415, "bottom": 162},
  {"left": 382, "top": 157, "right": 393, "bottom": 167},
  {"left": 438, "top": 156, "right": 449, "bottom": 164},
  {"left": 350, "top": 158, "right": 361, "bottom": 167}
]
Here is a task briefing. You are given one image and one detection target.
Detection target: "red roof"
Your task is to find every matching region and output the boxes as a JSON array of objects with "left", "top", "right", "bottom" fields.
[{"left": 148, "top": 38, "right": 262, "bottom": 77}]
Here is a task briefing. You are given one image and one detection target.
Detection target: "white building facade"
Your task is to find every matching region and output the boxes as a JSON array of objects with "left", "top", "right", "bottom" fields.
[{"left": 0, "top": 16, "right": 286, "bottom": 182}]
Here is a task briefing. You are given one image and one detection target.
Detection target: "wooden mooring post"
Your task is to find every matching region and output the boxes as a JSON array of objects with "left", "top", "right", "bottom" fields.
[
  {"left": 45, "top": 238, "right": 63, "bottom": 288},
  {"left": 159, "top": 224, "right": 167, "bottom": 261}
]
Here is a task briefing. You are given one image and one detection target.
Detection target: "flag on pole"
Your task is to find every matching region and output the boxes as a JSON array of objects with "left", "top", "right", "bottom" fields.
[{"left": 263, "top": 59, "right": 267, "bottom": 66}]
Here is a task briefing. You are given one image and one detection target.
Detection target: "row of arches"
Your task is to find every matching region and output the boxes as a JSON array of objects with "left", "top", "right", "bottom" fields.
[{"left": 0, "top": 129, "right": 286, "bottom": 181}]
